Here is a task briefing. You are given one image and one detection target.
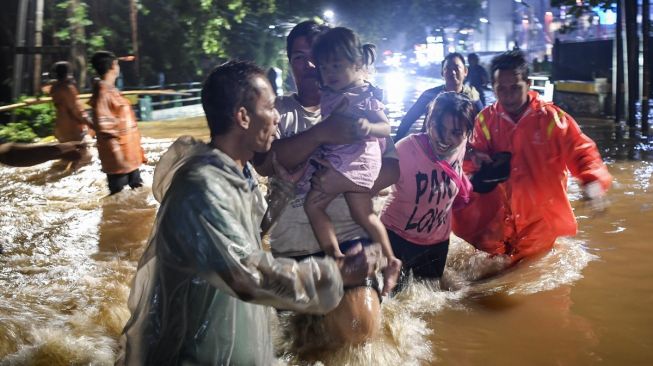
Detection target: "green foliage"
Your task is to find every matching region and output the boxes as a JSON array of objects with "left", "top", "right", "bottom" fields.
[
  {"left": 36, "top": 0, "right": 483, "bottom": 88},
  {"left": 1, "top": 100, "right": 57, "bottom": 142},
  {"left": 0, "top": 123, "right": 38, "bottom": 143}
]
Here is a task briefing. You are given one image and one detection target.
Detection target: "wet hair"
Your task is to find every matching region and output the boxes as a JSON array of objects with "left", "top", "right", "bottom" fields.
[
  {"left": 52, "top": 61, "right": 70, "bottom": 81},
  {"left": 286, "top": 20, "right": 330, "bottom": 61},
  {"left": 490, "top": 50, "right": 529, "bottom": 83},
  {"left": 425, "top": 92, "right": 476, "bottom": 139},
  {"left": 201, "top": 60, "right": 266, "bottom": 136},
  {"left": 442, "top": 52, "right": 466, "bottom": 70},
  {"left": 91, "top": 51, "right": 116, "bottom": 77},
  {"left": 312, "top": 27, "right": 376, "bottom": 68}
]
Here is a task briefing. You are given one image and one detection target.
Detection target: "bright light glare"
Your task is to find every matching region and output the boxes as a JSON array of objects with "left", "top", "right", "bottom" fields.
[
  {"left": 323, "top": 10, "right": 335, "bottom": 20},
  {"left": 383, "top": 71, "right": 406, "bottom": 104},
  {"left": 479, "top": 17, "right": 489, "bottom": 23}
]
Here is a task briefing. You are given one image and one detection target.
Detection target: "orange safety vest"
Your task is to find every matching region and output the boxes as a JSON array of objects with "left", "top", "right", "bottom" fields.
[
  {"left": 453, "top": 91, "right": 612, "bottom": 262},
  {"left": 50, "top": 80, "right": 88, "bottom": 142},
  {"left": 89, "top": 80, "right": 146, "bottom": 174}
]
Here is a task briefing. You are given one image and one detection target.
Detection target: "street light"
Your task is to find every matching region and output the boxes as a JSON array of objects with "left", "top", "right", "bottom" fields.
[{"left": 323, "top": 9, "right": 335, "bottom": 24}]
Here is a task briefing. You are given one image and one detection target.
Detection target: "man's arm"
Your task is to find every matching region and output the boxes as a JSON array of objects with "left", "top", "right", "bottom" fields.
[
  {"left": 158, "top": 183, "right": 372, "bottom": 314},
  {"left": 395, "top": 91, "right": 431, "bottom": 141},
  {"left": 254, "top": 113, "right": 367, "bottom": 177},
  {"left": 557, "top": 110, "right": 612, "bottom": 191}
]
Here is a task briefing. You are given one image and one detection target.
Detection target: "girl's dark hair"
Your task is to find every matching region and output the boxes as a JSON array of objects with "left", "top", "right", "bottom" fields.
[
  {"left": 312, "top": 27, "right": 375, "bottom": 67},
  {"left": 425, "top": 92, "right": 476, "bottom": 139}
]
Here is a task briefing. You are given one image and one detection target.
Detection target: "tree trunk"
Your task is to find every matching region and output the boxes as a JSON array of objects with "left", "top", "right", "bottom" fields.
[
  {"left": 624, "top": 0, "right": 639, "bottom": 136},
  {"left": 129, "top": 0, "right": 140, "bottom": 84},
  {"left": 69, "top": 0, "right": 87, "bottom": 89},
  {"left": 12, "top": 0, "right": 29, "bottom": 102},
  {"left": 33, "top": 0, "right": 44, "bottom": 94},
  {"left": 642, "top": 0, "right": 650, "bottom": 136}
]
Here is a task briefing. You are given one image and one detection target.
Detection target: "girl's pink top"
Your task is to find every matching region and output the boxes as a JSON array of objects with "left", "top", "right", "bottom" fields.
[
  {"left": 380, "top": 133, "right": 471, "bottom": 245},
  {"left": 296, "top": 83, "right": 385, "bottom": 193}
]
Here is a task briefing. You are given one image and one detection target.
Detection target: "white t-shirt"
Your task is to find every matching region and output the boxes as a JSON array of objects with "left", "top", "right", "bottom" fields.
[{"left": 270, "top": 94, "right": 398, "bottom": 257}]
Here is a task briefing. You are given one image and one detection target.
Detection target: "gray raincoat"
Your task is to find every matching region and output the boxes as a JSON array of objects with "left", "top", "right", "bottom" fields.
[{"left": 117, "top": 136, "right": 344, "bottom": 365}]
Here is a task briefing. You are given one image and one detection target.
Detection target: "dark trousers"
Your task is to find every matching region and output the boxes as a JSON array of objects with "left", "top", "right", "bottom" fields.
[
  {"left": 387, "top": 229, "right": 449, "bottom": 281},
  {"left": 107, "top": 169, "right": 143, "bottom": 195}
]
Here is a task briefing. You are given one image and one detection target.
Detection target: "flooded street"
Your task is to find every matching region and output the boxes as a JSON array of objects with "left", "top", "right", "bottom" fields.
[{"left": 1, "top": 74, "right": 652, "bottom": 365}]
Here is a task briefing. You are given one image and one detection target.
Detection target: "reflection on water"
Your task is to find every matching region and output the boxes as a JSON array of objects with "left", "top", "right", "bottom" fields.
[{"left": 1, "top": 75, "right": 652, "bottom": 365}]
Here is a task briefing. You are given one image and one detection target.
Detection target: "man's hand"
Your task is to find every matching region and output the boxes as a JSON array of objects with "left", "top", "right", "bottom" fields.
[
  {"left": 335, "top": 243, "right": 384, "bottom": 287},
  {"left": 310, "top": 157, "right": 367, "bottom": 194},
  {"left": 465, "top": 148, "right": 492, "bottom": 168},
  {"left": 56, "top": 141, "right": 86, "bottom": 161},
  {"left": 582, "top": 181, "right": 608, "bottom": 213},
  {"left": 319, "top": 99, "right": 368, "bottom": 145}
]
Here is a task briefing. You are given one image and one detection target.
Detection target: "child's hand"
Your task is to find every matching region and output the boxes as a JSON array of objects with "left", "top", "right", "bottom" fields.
[
  {"left": 355, "top": 118, "right": 372, "bottom": 138},
  {"left": 381, "top": 257, "right": 402, "bottom": 296}
]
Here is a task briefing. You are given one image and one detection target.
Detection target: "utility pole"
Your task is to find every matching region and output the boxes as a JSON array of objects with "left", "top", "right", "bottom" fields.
[
  {"left": 614, "top": 0, "right": 625, "bottom": 128},
  {"left": 643, "top": 0, "right": 651, "bottom": 137},
  {"left": 625, "top": 0, "right": 639, "bottom": 136},
  {"left": 12, "top": 0, "right": 29, "bottom": 101},
  {"left": 33, "top": 0, "right": 44, "bottom": 94}
]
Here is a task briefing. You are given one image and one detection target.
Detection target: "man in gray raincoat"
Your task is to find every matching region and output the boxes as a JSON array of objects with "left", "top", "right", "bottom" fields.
[{"left": 117, "top": 60, "right": 382, "bottom": 365}]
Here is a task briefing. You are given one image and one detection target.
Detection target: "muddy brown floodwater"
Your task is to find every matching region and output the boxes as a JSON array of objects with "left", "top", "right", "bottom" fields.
[{"left": 0, "top": 115, "right": 651, "bottom": 365}]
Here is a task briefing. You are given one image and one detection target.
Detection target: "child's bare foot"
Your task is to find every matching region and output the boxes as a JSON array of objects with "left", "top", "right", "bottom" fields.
[{"left": 381, "top": 257, "right": 402, "bottom": 296}]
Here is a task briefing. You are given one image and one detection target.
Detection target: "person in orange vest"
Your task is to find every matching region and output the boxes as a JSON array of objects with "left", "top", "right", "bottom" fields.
[
  {"left": 453, "top": 50, "right": 612, "bottom": 264},
  {"left": 89, "top": 51, "right": 146, "bottom": 194},
  {"left": 49, "top": 61, "right": 93, "bottom": 168},
  {"left": 50, "top": 61, "right": 92, "bottom": 143}
]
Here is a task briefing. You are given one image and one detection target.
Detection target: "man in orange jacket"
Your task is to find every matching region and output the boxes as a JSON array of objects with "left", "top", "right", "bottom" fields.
[
  {"left": 89, "top": 51, "right": 146, "bottom": 194},
  {"left": 453, "top": 50, "right": 612, "bottom": 263}
]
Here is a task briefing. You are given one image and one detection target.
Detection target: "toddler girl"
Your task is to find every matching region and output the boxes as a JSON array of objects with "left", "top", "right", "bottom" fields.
[{"left": 297, "top": 26, "right": 401, "bottom": 294}]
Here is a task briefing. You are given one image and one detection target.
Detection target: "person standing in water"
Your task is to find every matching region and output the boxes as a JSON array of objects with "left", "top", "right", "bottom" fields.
[
  {"left": 117, "top": 60, "right": 383, "bottom": 365},
  {"left": 453, "top": 50, "right": 612, "bottom": 264},
  {"left": 395, "top": 53, "right": 483, "bottom": 141},
  {"left": 295, "top": 26, "right": 401, "bottom": 293},
  {"left": 89, "top": 51, "right": 146, "bottom": 194},
  {"left": 381, "top": 92, "right": 475, "bottom": 283}
]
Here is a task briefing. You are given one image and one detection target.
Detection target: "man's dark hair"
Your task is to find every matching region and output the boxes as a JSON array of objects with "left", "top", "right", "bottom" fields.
[
  {"left": 425, "top": 92, "right": 476, "bottom": 138},
  {"left": 91, "top": 51, "right": 117, "bottom": 77},
  {"left": 201, "top": 60, "right": 266, "bottom": 136},
  {"left": 442, "top": 52, "right": 466, "bottom": 69},
  {"left": 286, "top": 20, "right": 329, "bottom": 60},
  {"left": 52, "top": 61, "right": 70, "bottom": 81},
  {"left": 467, "top": 53, "right": 479, "bottom": 63},
  {"left": 490, "top": 50, "right": 529, "bottom": 83}
]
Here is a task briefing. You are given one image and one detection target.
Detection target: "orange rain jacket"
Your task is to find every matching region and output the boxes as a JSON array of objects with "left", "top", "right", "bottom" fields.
[
  {"left": 89, "top": 80, "right": 146, "bottom": 174},
  {"left": 452, "top": 91, "right": 612, "bottom": 262},
  {"left": 50, "top": 80, "right": 89, "bottom": 142}
]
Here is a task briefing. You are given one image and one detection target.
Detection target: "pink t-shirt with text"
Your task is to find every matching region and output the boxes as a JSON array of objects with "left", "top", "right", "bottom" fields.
[{"left": 380, "top": 134, "right": 469, "bottom": 245}]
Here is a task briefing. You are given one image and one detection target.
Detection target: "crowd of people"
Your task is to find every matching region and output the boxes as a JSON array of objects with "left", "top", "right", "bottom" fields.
[{"left": 1, "top": 19, "right": 613, "bottom": 366}]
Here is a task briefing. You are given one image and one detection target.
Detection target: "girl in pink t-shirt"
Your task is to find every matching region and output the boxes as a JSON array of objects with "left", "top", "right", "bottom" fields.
[{"left": 381, "top": 92, "right": 475, "bottom": 281}]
